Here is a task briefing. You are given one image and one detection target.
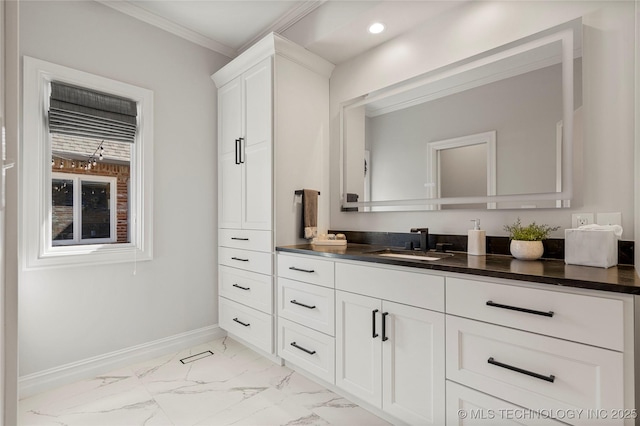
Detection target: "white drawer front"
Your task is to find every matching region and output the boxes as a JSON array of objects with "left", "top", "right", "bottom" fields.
[
  {"left": 219, "top": 265, "right": 273, "bottom": 314},
  {"left": 446, "top": 316, "right": 624, "bottom": 425},
  {"left": 446, "top": 277, "right": 624, "bottom": 351},
  {"left": 446, "top": 381, "right": 563, "bottom": 425},
  {"left": 277, "top": 254, "right": 334, "bottom": 288},
  {"left": 278, "top": 317, "right": 335, "bottom": 385},
  {"left": 219, "top": 228, "right": 272, "bottom": 252},
  {"left": 336, "top": 262, "right": 444, "bottom": 312},
  {"left": 219, "top": 247, "right": 272, "bottom": 275},
  {"left": 219, "top": 297, "right": 273, "bottom": 354},
  {"left": 277, "top": 278, "right": 335, "bottom": 335}
]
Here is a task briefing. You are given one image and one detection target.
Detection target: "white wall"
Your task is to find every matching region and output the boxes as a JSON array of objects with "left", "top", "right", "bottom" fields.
[
  {"left": 330, "top": 1, "right": 636, "bottom": 238},
  {"left": 17, "top": 1, "right": 228, "bottom": 378},
  {"left": 635, "top": 0, "right": 640, "bottom": 271},
  {"left": 366, "top": 63, "right": 569, "bottom": 202}
]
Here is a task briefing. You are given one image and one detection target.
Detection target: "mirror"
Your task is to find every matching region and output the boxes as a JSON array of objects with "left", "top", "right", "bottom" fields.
[{"left": 341, "top": 19, "right": 582, "bottom": 212}]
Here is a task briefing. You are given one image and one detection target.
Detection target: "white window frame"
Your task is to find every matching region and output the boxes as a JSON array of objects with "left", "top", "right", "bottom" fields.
[
  {"left": 23, "top": 56, "right": 154, "bottom": 269},
  {"left": 51, "top": 173, "right": 118, "bottom": 246}
]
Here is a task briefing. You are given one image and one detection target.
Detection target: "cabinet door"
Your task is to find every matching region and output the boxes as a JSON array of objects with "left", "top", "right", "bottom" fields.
[
  {"left": 242, "top": 58, "right": 272, "bottom": 230},
  {"left": 382, "top": 301, "right": 445, "bottom": 425},
  {"left": 335, "top": 290, "right": 382, "bottom": 408},
  {"left": 218, "top": 76, "right": 243, "bottom": 229}
]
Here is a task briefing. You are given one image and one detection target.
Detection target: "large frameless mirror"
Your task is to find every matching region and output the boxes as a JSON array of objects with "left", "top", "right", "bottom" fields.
[{"left": 340, "top": 19, "right": 582, "bottom": 212}]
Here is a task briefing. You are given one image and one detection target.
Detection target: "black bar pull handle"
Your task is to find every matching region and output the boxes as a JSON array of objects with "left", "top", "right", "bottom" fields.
[
  {"left": 231, "top": 257, "right": 249, "bottom": 262},
  {"left": 235, "top": 139, "right": 240, "bottom": 165},
  {"left": 486, "top": 301, "right": 554, "bottom": 317},
  {"left": 488, "top": 357, "right": 555, "bottom": 383},
  {"left": 289, "top": 266, "right": 315, "bottom": 273},
  {"left": 372, "top": 309, "right": 379, "bottom": 338},
  {"left": 232, "top": 283, "right": 250, "bottom": 291},
  {"left": 238, "top": 137, "right": 245, "bottom": 163},
  {"left": 381, "top": 312, "right": 389, "bottom": 341},
  {"left": 231, "top": 237, "right": 249, "bottom": 241},
  {"left": 232, "top": 318, "right": 250, "bottom": 327},
  {"left": 290, "top": 300, "right": 316, "bottom": 309},
  {"left": 290, "top": 342, "right": 316, "bottom": 355}
]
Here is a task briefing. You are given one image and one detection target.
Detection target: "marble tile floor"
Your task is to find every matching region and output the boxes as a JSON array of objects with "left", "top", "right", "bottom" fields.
[{"left": 18, "top": 336, "right": 391, "bottom": 426}]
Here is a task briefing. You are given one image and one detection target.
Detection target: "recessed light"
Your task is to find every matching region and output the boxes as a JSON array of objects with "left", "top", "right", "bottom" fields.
[{"left": 368, "top": 22, "right": 385, "bottom": 34}]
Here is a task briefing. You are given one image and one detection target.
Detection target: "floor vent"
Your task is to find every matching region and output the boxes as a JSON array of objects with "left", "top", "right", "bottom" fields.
[{"left": 180, "top": 350, "right": 214, "bottom": 364}]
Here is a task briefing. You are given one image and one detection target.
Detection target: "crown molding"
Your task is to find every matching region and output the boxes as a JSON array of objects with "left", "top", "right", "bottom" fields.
[
  {"left": 237, "top": 0, "right": 327, "bottom": 54},
  {"left": 211, "top": 33, "right": 334, "bottom": 88},
  {"left": 96, "top": 0, "right": 238, "bottom": 58}
]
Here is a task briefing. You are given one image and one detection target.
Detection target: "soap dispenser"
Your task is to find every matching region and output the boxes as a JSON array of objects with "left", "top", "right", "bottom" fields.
[{"left": 468, "top": 219, "right": 486, "bottom": 256}]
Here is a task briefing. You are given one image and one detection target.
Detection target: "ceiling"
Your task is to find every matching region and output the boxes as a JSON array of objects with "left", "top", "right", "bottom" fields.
[{"left": 97, "top": 0, "right": 469, "bottom": 64}]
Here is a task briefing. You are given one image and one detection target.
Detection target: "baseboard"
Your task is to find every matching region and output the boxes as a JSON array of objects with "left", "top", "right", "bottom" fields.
[{"left": 18, "top": 324, "right": 225, "bottom": 398}]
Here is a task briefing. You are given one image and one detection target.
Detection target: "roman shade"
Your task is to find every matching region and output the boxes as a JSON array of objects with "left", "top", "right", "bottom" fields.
[{"left": 48, "top": 82, "right": 138, "bottom": 143}]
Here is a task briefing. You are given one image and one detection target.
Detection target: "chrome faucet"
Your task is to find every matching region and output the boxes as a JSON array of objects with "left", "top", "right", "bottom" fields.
[{"left": 410, "top": 228, "right": 429, "bottom": 252}]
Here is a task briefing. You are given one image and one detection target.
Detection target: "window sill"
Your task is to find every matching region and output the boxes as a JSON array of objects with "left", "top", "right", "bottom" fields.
[{"left": 25, "top": 244, "right": 152, "bottom": 270}]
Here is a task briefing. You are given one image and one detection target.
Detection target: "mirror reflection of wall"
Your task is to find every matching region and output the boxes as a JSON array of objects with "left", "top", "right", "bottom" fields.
[
  {"left": 341, "top": 20, "right": 583, "bottom": 211},
  {"left": 439, "top": 143, "right": 488, "bottom": 210},
  {"left": 364, "top": 57, "right": 582, "bottom": 201}
]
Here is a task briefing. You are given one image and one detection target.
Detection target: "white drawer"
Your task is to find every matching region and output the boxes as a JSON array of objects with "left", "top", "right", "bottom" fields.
[
  {"left": 219, "top": 265, "right": 273, "bottom": 314},
  {"left": 219, "top": 297, "right": 272, "bottom": 354},
  {"left": 278, "top": 317, "right": 335, "bottom": 385},
  {"left": 219, "top": 246, "right": 272, "bottom": 275},
  {"left": 277, "top": 277, "right": 335, "bottom": 336},
  {"left": 219, "top": 228, "right": 272, "bottom": 252},
  {"left": 277, "top": 254, "right": 334, "bottom": 288},
  {"left": 446, "top": 316, "right": 624, "bottom": 425},
  {"left": 446, "top": 277, "right": 624, "bottom": 351},
  {"left": 446, "top": 381, "right": 563, "bottom": 425},
  {"left": 336, "top": 262, "right": 444, "bottom": 312}
]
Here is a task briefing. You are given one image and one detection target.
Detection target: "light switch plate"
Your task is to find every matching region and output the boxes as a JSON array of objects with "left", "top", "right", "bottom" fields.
[
  {"left": 571, "top": 213, "right": 594, "bottom": 228},
  {"left": 596, "top": 212, "right": 621, "bottom": 226}
]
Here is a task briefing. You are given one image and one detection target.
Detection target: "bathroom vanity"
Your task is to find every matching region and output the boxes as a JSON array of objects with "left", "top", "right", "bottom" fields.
[{"left": 274, "top": 244, "right": 639, "bottom": 425}]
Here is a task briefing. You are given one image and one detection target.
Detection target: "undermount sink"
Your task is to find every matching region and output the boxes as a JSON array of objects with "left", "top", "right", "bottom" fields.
[{"left": 365, "top": 248, "right": 454, "bottom": 261}]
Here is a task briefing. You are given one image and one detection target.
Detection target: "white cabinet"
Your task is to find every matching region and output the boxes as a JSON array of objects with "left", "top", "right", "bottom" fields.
[
  {"left": 219, "top": 298, "right": 273, "bottom": 352},
  {"left": 445, "top": 276, "right": 633, "bottom": 426},
  {"left": 276, "top": 253, "right": 335, "bottom": 384},
  {"left": 446, "top": 315, "right": 623, "bottom": 423},
  {"left": 218, "top": 58, "right": 272, "bottom": 231},
  {"left": 382, "top": 300, "right": 445, "bottom": 425},
  {"left": 270, "top": 253, "right": 635, "bottom": 425},
  {"left": 335, "top": 290, "right": 382, "bottom": 404},
  {"left": 213, "top": 34, "right": 333, "bottom": 355},
  {"left": 335, "top": 263, "right": 446, "bottom": 425},
  {"left": 278, "top": 277, "right": 334, "bottom": 335},
  {"left": 446, "top": 381, "right": 563, "bottom": 425},
  {"left": 446, "top": 277, "right": 625, "bottom": 351},
  {"left": 278, "top": 317, "right": 335, "bottom": 383}
]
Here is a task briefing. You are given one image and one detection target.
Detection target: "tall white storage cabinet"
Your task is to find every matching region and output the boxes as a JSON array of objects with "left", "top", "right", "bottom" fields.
[{"left": 212, "top": 33, "right": 334, "bottom": 354}]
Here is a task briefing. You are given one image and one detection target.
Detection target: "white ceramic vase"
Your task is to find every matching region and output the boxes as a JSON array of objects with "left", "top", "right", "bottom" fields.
[{"left": 510, "top": 240, "right": 544, "bottom": 260}]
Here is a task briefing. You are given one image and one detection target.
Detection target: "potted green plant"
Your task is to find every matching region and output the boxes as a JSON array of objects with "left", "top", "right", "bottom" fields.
[{"left": 503, "top": 218, "right": 560, "bottom": 260}]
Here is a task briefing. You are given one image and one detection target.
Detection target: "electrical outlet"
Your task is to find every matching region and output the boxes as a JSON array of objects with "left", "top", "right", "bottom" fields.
[
  {"left": 596, "top": 212, "right": 621, "bottom": 226},
  {"left": 571, "top": 213, "right": 594, "bottom": 228}
]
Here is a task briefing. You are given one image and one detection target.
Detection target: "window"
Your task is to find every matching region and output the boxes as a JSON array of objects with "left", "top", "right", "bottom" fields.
[
  {"left": 23, "top": 56, "right": 154, "bottom": 268},
  {"left": 52, "top": 173, "right": 118, "bottom": 245},
  {"left": 51, "top": 134, "right": 132, "bottom": 246}
]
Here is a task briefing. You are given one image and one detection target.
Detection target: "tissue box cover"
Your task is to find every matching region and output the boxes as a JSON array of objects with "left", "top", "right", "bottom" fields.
[{"left": 564, "top": 228, "right": 618, "bottom": 268}]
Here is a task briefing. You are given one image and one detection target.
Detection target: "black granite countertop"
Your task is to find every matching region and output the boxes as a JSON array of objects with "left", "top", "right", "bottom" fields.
[{"left": 276, "top": 243, "right": 640, "bottom": 295}]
